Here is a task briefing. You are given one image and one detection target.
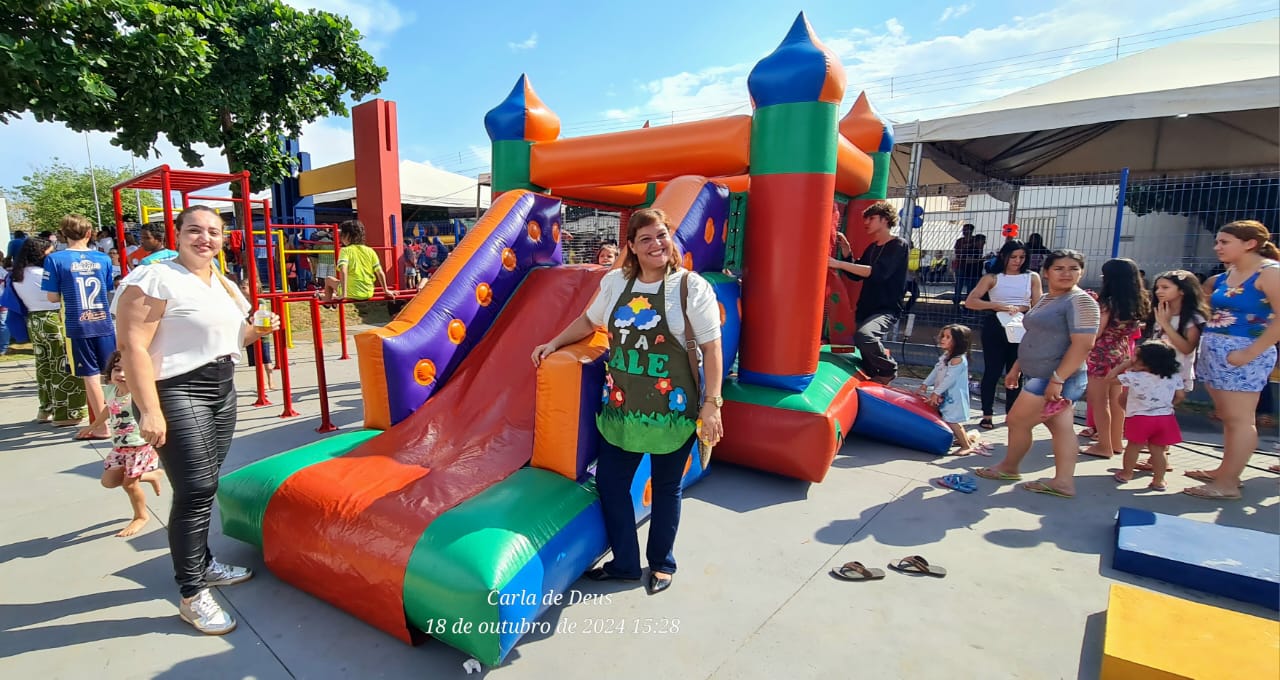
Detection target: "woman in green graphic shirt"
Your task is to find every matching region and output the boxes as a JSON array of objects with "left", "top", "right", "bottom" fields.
[{"left": 533, "top": 208, "right": 724, "bottom": 595}]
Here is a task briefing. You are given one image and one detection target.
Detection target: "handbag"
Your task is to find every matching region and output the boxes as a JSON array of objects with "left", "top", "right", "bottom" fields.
[
  {"left": 996, "top": 311, "right": 1025, "bottom": 344},
  {"left": 679, "top": 272, "right": 712, "bottom": 468}
]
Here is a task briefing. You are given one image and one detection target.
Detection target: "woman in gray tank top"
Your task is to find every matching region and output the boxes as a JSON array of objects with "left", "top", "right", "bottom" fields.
[{"left": 975, "top": 250, "right": 1100, "bottom": 498}]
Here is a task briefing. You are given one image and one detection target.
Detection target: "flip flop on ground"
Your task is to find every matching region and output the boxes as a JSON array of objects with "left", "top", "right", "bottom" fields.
[
  {"left": 1019, "top": 480, "right": 1074, "bottom": 499},
  {"left": 974, "top": 467, "right": 1022, "bottom": 482},
  {"left": 887, "top": 555, "right": 947, "bottom": 577},
  {"left": 830, "top": 561, "right": 885, "bottom": 581},
  {"left": 1182, "top": 485, "right": 1241, "bottom": 501},
  {"left": 1078, "top": 448, "right": 1118, "bottom": 459},
  {"left": 933, "top": 474, "right": 978, "bottom": 494}
]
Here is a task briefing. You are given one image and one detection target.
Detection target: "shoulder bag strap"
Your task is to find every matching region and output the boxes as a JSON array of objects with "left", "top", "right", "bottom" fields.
[{"left": 680, "top": 272, "right": 703, "bottom": 401}]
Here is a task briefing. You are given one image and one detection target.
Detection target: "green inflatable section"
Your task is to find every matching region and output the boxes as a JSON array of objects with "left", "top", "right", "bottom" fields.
[
  {"left": 748, "top": 102, "right": 839, "bottom": 175},
  {"left": 217, "top": 429, "right": 382, "bottom": 548},
  {"left": 724, "top": 348, "right": 861, "bottom": 414},
  {"left": 491, "top": 139, "right": 538, "bottom": 193},
  {"left": 402, "top": 467, "right": 600, "bottom": 665}
]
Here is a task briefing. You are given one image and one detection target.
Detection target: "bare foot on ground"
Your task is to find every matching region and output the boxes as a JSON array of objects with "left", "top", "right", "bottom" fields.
[{"left": 117, "top": 517, "right": 149, "bottom": 537}]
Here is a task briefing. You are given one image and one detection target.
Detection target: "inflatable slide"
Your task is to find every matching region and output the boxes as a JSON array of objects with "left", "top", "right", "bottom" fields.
[{"left": 220, "top": 12, "right": 952, "bottom": 667}]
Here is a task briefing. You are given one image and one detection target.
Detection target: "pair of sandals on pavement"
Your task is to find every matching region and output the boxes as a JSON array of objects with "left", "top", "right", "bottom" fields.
[
  {"left": 831, "top": 555, "right": 947, "bottom": 582},
  {"left": 973, "top": 467, "right": 1075, "bottom": 498}
]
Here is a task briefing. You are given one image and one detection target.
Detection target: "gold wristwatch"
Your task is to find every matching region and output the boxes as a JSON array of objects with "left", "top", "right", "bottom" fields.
[{"left": 708, "top": 396, "right": 724, "bottom": 408}]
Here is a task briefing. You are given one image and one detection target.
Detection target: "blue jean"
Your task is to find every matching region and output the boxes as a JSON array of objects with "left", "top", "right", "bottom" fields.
[
  {"left": 595, "top": 435, "right": 694, "bottom": 578},
  {"left": 1023, "top": 370, "right": 1088, "bottom": 402},
  {"left": 0, "top": 308, "right": 8, "bottom": 353}
]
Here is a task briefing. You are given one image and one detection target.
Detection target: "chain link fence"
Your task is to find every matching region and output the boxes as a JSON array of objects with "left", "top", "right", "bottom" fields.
[{"left": 883, "top": 167, "right": 1280, "bottom": 370}]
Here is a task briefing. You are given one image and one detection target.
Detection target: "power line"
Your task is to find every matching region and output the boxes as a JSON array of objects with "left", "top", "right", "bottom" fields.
[{"left": 425, "top": 10, "right": 1278, "bottom": 174}]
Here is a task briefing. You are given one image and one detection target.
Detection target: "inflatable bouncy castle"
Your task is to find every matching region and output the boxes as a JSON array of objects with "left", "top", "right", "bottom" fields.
[{"left": 218, "top": 13, "right": 951, "bottom": 667}]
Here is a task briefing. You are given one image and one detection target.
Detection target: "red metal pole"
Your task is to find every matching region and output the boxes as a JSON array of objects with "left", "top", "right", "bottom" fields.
[
  {"left": 310, "top": 298, "right": 338, "bottom": 432},
  {"left": 237, "top": 172, "right": 270, "bottom": 406},
  {"left": 263, "top": 198, "right": 279, "bottom": 294},
  {"left": 160, "top": 166, "right": 175, "bottom": 254},
  {"left": 113, "top": 188, "right": 127, "bottom": 277},
  {"left": 274, "top": 295, "right": 300, "bottom": 417},
  {"left": 338, "top": 300, "right": 350, "bottom": 360},
  {"left": 331, "top": 230, "right": 350, "bottom": 359}
]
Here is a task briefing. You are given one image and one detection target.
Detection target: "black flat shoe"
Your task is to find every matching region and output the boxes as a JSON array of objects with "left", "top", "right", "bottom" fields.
[
  {"left": 646, "top": 573, "right": 673, "bottom": 595},
  {"left": 585, "top": 567, "right": 639, "bottom": 582}
]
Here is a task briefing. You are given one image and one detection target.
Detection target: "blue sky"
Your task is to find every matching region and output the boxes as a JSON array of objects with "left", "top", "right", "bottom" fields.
[{"left": 1, "top": 0, "right": 1277, "bottom": 194}]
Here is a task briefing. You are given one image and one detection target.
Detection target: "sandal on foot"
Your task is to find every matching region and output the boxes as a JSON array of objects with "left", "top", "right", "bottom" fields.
[
  {"left": 979, "top": 417, "right": 994, "bottom": 431},
  {"left": 831, "top": 561, "right": 886, "bottom": 581},
  {"left": 1183, "top": 470, "right": 1244, "bottom": 487},
  {"left": 1182, "top": 486, "right": 1241, "bottom": 501},
  {"left": 1135, "top": 459, "right": 1174, "bottom": 473},
  {"left": 888, "top": 555, "right": 947, "bottom": 577},
  {"left": 1147, "top": 482, "right": 1167, "bottom": 491},
  {"left": 1112, "top": 472, "right": 1133, "bottom": 484},
  {"left": 1078, "top": 448, "right": 1116, "bottom": 459},
  {"left": 1079, "top": 427, "right": 1097, "bottom": 439},
  {"left": 1019, "top": 480, "right": 1074, "bottom": 498},
  {"left": 974, "top": 467, "right": 1021, "bottom": 482}
]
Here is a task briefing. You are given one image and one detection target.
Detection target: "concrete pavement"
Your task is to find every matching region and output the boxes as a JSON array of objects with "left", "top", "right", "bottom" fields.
[{"left": 1, "top": 337, "right": 1277, "bottom": 679}]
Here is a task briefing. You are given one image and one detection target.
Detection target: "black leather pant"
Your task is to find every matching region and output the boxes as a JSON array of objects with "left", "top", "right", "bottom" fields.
[{"left": 154, "top": 357, "right": 237, "bottom": 597}]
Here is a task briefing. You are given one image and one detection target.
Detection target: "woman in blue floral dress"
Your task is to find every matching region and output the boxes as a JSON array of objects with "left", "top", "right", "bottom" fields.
[{"left": 1184, "top": 221, "right": 1280, "bottom": 500}]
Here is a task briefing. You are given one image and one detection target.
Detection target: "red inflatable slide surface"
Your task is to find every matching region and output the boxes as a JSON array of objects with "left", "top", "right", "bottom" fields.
[{"left": 261, "top": 266, "right": 605, "bottom": 641}]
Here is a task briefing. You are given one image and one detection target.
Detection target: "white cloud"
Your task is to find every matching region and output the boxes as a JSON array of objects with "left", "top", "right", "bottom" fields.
[
  {"left": 297, "top": 118, "right": 355, "bottom": 168},
  {"left": 286, "top": 0, "right": 410, "bottom": 54},
  {"left": 939, "top": 4, "right": 974, "bottom": 22},
  {"left": 593, "top": 0, "right": 1270, "bottom": 128},
  {"left": 508, "top": 33, "right": 538, "bottom": 51}
]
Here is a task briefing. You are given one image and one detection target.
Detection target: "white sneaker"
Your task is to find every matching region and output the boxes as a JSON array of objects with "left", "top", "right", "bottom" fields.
[
  {"left": 204, "top": 558, "right": 253, "bottom": 587},
  {"left": 179, "top": 589, "right": 237, "bottom": 635}
]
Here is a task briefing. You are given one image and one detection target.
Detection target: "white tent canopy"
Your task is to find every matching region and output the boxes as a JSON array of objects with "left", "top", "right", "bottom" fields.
[
  {"left": 315, "top": 160, "right": 491, "bottom": 211},
  {"left": 890, "top": 19, "right": 1280, "bottom": 185}
]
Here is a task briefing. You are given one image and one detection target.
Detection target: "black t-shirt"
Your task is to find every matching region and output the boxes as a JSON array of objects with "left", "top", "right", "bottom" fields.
[{"left": 849, "top": 237, "right": 909, "bottom": 319}]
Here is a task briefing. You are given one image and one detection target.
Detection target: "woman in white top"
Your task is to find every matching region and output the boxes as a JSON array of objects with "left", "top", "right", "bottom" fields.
[
  {"left": 532, "top": 208, "right": 723, "bottom": 596},
  {"left": 11, "top": 236, "right": 88, "bottom": 424},
  {"left": 964, "top": 240, "right": 1043, "bottom": 430},
  {"left": 113, "top": 205, "right": 279, "bottom": 635}
]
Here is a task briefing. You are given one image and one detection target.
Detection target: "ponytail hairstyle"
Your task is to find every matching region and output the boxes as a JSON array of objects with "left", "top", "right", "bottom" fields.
[
  {"left": 1219, "top": 220, "right": 1279, "bottom": 260},
  {"left": 1135, "top": 341, "right": 1181, "bottom": 380}
]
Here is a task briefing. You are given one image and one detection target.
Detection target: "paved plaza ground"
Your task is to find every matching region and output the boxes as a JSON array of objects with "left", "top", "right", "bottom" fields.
[{"left": 1, "top": 332, "right": 1277, "bottom": 679}]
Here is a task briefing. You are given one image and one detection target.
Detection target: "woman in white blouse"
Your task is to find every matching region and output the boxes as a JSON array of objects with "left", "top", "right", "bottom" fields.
[
  {"left": 965, "top": 240, "right": 1042, "bottom": 430},
  {"left": 113, "top": 206, "right": 279, "bottom": 635}
]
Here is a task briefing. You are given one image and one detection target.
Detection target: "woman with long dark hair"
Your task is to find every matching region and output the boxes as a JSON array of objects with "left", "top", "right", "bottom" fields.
[
  {"left": 11, "top": 237, "right": 87, "bottom": 424},
  {"left": 964, "top": 239, "right": 1042, "bottom": 430},
  {"left": 1080, "top": 258, "right": 1150, "bottom": 459},
  {"left": 113, "top": 206, "right": 280, "bottom": 633}
]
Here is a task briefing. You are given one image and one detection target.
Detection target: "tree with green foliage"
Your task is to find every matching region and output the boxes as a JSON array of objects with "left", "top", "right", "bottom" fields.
[
  {"left": 1, "top": 0, "right": 388, "bottom": 192},
  {"left": 6, "top": 160, "right": 161, "bottom": 231}
]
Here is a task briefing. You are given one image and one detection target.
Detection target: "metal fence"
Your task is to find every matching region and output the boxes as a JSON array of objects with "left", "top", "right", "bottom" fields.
[{"left": 883, "top": 167, "right": 1280, "bottom": 368}]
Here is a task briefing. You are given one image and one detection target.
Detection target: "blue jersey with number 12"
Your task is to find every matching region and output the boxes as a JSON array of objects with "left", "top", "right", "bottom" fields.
[{"left": 42, "top": 249, "right": 114, "bottom": 338}]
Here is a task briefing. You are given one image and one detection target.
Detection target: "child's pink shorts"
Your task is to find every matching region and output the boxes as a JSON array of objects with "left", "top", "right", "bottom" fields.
[
  {"left": 1124, "top": 414, "right": 1182, "bottom": 446},
  {"left": 104, "top": 445, "right": 159, "bottom": 479}
]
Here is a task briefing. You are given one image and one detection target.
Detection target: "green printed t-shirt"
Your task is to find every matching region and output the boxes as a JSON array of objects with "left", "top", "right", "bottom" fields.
[{"left": 337, "top": 244, "right": 381, "bottom": 300}]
